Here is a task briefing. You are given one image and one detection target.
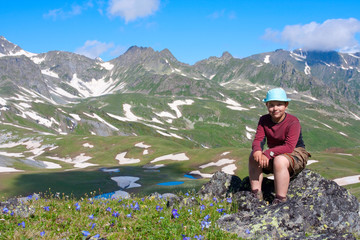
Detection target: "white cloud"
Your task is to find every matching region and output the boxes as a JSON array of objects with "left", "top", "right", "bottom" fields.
[
  {"left": 75, "top": 40, "right": 115, "bottom": 59},
  {"left": 44, "top": 1, "right": 94, "bottom": 20},
  {"left": 108, "top": 0, "right": 160, "bottom": 23},
  {"left": 263, "top": 18, "right": 360, "bottom": 52},
  {"left": 208, "top": 10, "right": 236, "bottom": 20}
]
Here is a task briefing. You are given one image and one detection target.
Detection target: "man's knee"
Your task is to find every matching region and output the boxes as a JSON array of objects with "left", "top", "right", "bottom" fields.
[{"left": 273, "top": 156, "right": 289, "bottom": 170}]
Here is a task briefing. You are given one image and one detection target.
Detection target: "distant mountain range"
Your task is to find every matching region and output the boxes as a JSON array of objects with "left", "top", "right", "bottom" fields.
[{"left": 0, "top": 35, "right": 359, "bottom": 147}]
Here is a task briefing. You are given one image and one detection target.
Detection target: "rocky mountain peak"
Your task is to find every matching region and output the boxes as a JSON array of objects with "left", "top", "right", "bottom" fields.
[
  {"left": 221, "top": 51, "right": 233, "bottom": 60},
  {"left": 0, "top": 36, "right": 23, "bottom": 56}
]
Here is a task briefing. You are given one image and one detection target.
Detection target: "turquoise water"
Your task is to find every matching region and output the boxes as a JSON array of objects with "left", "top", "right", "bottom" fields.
[
  {"left": 157, "top": 181, "right": 184, "bottom": 186},
  {"left": 94, "top": 192, "right": 115, "bottom": 199},
  {"left": 184, "top": 174, "right": 197, "bottom": 179}
]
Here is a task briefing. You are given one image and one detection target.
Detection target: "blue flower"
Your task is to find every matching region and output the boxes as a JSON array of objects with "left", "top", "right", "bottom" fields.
[
  {"left": 201, "top": 215, "right": 211, "bottom": 230},
  {"left": 126, "top": 213, "right": 132, "bottom": 218},
  {"left": 172, "top": 209, "right": 180, "bottom": 219},
  {"left": 91, "top": 223, "right": 96, "bottom": 229},
  {"left": 185, "top": 192, "right": 190, "bottom": 196},
  {"left": 194, "top": 235, "right": 204, "bottom": 240},
  {"left": 245, "top": 229, "right": 251, "bottom": 234},
  {"left": 133, "top": 202, "right": 140, "bottom": 211},
  {"left": 200, "top": 205, "right": 205, "bottom": 211},
  {"left": 200, "top": 220, "right": 211, "bottom": 230},
  {"left": 89, "top": 214, "right": 94, "bottom": 220},
  {"left": 226, "top": 198, "right": 232, "bottom": 203},
  {"left": 40, "top": 231, "right": 45, "bottom": 236},
  {"left": 27, "top": 195, "right": 33, "bottom": 200},
  {"left": 106, "top": 207, "right": 112, "bottom": 212},
  {"left": 82, "top": 230, "right": 90, "bottom": 236},
  {"left": 112, "top": 211, "right": 119, "bottom": 217},
  {"left": 93, "top": 234, "right": 100, "bottom": 238},
  {"left": 209, "top": 203, "right": 214, "bottom": 207},
  {"left": 182, "top": 235, "right": 191, "bottom": 240},
  {"left": 212, "top": 197, "right": 217, "bottom": 202},
  {"left": 75, "top": 203, "right": 80, "bottom": 211},
  {"left": 217, "top": 208, "right": 225, "bottom": 213},
  {"left": 156, "top": 205, "right": 163, "bottom": 212},
  {"left": 43, "top": 206, "right": 50, "bottom": 211},
  {"left": 18, "top": 221, "right": 25, "bottom": 228},
  {"left": 2, "top": 207, "right": 9, "bottom": 214}
]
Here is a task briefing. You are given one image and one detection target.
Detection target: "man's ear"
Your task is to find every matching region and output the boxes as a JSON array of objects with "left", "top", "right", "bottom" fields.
[{"left": 285, "top": 102, "right": 289, "bottom": 107}]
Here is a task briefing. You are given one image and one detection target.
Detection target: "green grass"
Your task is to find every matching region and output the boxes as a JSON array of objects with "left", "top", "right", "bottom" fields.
[{"left": 0, "top": 192, "right": 242, "bottom": 239}]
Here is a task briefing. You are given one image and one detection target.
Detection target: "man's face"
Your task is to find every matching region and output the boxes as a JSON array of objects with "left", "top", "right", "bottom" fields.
[{"left": 266, "top": 101, "right": 288, "bottom": 122}]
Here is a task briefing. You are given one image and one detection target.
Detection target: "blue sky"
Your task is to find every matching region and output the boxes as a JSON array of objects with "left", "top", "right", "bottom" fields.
[{"left": 1, "top": 0, "right": 360, "bottom": 64}]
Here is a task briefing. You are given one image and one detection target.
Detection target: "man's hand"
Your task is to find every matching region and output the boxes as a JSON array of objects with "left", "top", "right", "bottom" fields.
[
  {"left": 253, "top": 151, "right": 263, "bottom": 163},
  {"left": 253, "top": 151, "right": 269, "bottom": 168}
]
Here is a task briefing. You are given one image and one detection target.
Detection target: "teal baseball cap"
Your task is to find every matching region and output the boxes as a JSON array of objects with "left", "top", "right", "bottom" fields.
[{"left": 263, "top": 88, "right": 291, "bottom": 102}]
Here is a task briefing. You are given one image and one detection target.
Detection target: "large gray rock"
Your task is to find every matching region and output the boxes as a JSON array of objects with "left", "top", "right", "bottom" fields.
[
  {"left": 197, "top": 171, "right": 242, "bottom": 199},
  {"left": 201, "top": 170, "right": 360, "bottom": 239}
]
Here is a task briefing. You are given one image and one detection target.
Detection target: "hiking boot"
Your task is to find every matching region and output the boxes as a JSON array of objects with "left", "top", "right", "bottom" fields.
[
  {"left": 272, "top": 197, "right": 287, "bottom": 205},
  {"left": 251, "top": 191, "right": 263, "bottom": 201}
]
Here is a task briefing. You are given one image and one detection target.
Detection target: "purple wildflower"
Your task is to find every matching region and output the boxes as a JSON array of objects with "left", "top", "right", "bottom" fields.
[
  {"left": 40, "top": 231, "right": 45, "bottom": 236},
  {"left": 89, "top": 214, "right": 94, "bottom": 220},
  {"left": 82, "top": 230, "right": 90, "bottom": 236},
  {"left": 91, "top": 223, "right": 96, "bottom": 229},
  {"left": 133, "top": 202, "right": 140, "bottom": 211},
  {"left": 204, "top": 215, "right": 210, "bottom": 221},
  {"left": 226, "top": 198, "right": 232, "bottom": 203},
  {"left": 43, "top": 206, "right": 50, "bottom": 211},
  {"left": 185, "top": 192, "right": 190, "bottom": 196},
  {"left": 217, "top": 208, "right": 225, "bottom": 213},
  {"left": 75, "top": 202, "right": 80, "bottom": 211},
  {"left": 172, "top": 209, "right": 180, "bottom": 219},
  {"left": 126, "top": 213, "right": 132, "bottom": 218},
  {"left": 182, "top": 235, "right": 191, "bottom": 240},
  {"left": 209, "top": 203, "right": 214, "bottom": 207},
  {"left": 2, "top": 207, "right": 9, "bottom": 214},
  {"left": 245, "top": 229, "right": 251, "bottom": 234},
  {"left": 156, "top": 205, "right": 163, "bottom": 212},
  {"left": 200, "top": 205, "right": 205, "bottom": 211},
  {"left": 18, "top": 221, "right": 25, "bottom": 228},
  {"left": 93, "top": 234, "right": 100, "bottom": 238},
  {"left": 194, "top": 235, "right": 204, "bottom": 240},
  {"left": 112, "top": 211, "right": 119, "bottom": 217},
  {"left": 106, "top": 207, "right": 112, "bottom": 212}
]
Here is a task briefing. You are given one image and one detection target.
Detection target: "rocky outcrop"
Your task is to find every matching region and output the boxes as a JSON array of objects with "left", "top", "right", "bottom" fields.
[{"left": 202, "top": 169, "right": 360, "bottom": 239}]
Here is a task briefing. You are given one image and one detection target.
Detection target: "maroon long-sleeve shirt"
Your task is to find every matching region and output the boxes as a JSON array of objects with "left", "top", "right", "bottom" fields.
[{"left": 252, "top": 113, "right": 305, "bottom": 159}]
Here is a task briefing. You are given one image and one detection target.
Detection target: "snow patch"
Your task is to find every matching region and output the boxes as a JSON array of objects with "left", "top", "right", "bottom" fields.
[
  {"left": 115, "top": 152, "right": 140, "bottom": 165},
  {"left": 134, "top": 142, "right": 151, "bottom": 149},
  {"left": 333, "top": 175, "right": 360, "bottom": 186},
  {"left": 264, "top": 55, "right": 270, "bottom": 64},
  {"left": 150, "top": 153, "right": 189, "bottom": 163},
  {"left": 83, "top": 143, "right": 94, "bottom": 148},
  {"left": 168, "top": 99, "right": 194, "bottom": 118},
  {"left": 0, "top": 166, "right": 24, "bottom": 172},
  {"left": 304, "top": 62, "right": 311, "bottom": 75},
  {"left": 100, "top": 62, "right": 114, "bottom": 70},
  {"left": 41, "top": 69, "right": 59, "bottom": 78},
  {"left": 69, "top": 114, "right": 81, "bottom": 121},
  {"left": 111, "top": 176, "right": 141, "bottom": 189},
  {"left": 199, "top": 158, "right": 235, "bottom": 169}
]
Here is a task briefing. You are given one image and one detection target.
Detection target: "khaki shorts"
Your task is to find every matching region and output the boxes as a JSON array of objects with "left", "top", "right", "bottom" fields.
[{"left": 263, "top": 147, "right": 311, "bottom": 177}]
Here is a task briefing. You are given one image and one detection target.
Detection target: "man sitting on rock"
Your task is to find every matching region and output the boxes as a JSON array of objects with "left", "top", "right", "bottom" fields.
[{"left": 249, "top": 88, "right": 311, "bottom": 204}]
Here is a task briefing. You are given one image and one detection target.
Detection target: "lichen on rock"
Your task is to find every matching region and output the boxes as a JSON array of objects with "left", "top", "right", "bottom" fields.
[{"left": 201, "top": 169, "right": 360, "bottom": 239}]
